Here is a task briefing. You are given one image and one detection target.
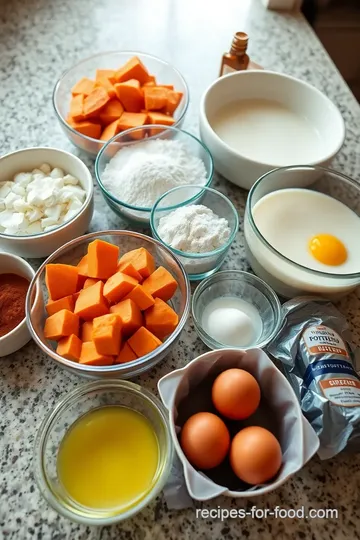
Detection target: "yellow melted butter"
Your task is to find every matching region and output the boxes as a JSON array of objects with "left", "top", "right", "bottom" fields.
[{"left": 57, "top": 406, "right": 159, "bottom": 510}]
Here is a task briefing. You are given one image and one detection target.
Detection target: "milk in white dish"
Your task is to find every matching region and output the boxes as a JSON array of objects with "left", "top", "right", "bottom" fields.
[{"left": 211, "top": 99, "right": 325, "bottom": 165}]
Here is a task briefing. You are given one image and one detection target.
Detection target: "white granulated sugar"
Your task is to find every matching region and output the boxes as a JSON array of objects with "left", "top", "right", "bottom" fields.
[
  {"left": 101, "top": 139, "right": 208, "bottom": 207},
  {"left": 157, "top": 204, "right": 231, "bottom": 253}
]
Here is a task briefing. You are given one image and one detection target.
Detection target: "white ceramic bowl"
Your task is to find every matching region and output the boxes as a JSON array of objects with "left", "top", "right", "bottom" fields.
[
  {"left": 199, "top": 71, "right": 345, "bottom": 190},
  {"left": 0, "top": 147, "right": 94, "bottom": 258},
  {"left": 0, "top": 253, "right": 41, "bottom": 357},
  {"left": 158, "top": 348, "right": 319, "bottom": 501}
]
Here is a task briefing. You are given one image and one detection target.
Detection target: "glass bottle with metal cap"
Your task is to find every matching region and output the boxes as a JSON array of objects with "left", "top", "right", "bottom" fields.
[{"left": 219, "top": 32, "right": 250, "bottom": 76}]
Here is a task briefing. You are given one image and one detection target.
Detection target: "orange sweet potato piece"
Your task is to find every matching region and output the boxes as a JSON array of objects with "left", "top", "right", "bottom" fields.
[
  {"left": 128, "top": 326, "right": 162, "bottom": 357},
  {"left": 103, "top": 272, "right": 138, "bottom": 304},
  {"left": 142, "top": 81, "right": 156, "bottom": 88},
  {"left": 81, "top": 320, "right": 94, "bottom": 342},
  {"left": 83, "top": 278, "right": 101, "bottom": 289},
  {"left": 56, "top": 334, "right": 82, "bottom": 362},
  {"left": 79, "top": 341, "right": 113, "bottom": 366},
  {"left": 71, "top": 77, "right": 96, "bottom": 96},
  {"left": 99, "top": 99, "right": 124, "bottom": 125},
  {"left": 46, "top": 295, "right": 75, "bottom": 316},
  {"left": 88, "top": 239, "right": 119, "bottom": 279},
  {"left": 115, "top": 56, "right": 150, "bottom": 84},
  {"left": 45, "top": 264, "right": 79, "bottom": 301},
  {"left": 96, "top": 69, "right": 116, "bottom": 84},
  {"left": 74, "top": 281, "right": 109, "bottom": 320},
  {"left": 100, "top": 119, "right": 120, "bottom": 141},
  {"left": 142, "top": 266, "right": 178, "bottom": 302},
  {"left": 114, "top": 79, "right": 144, "bottom": 113},
  {"left": 110, "top": 298, "right": 143, "bottom": 337},
  {"left": 117, "top": 261, "right": 143, "bottom": 282},
  {"left": 144, "top": 298, "right": 179, "bottom": 339},
  {"left": 70, "top": 94, "right": 85, "bottom": 122},
  {"left": 117, "top": 112, "right": 148, "bottom": 136},
  {"left": 44, "top": 309, "right": 80, "bottom": 341},
  {"left": 92, "top": 313, "right": 122, "bottom": 355},
  {"left": 144, "top": 87, "right": 168, "bottom": 111},
  {"left": 124, "top": 284, "right": 155, "bottom": 311},
  {"left": 77, "top": 255, "right": 89, "bottom": 277},
  {"left": 147, "top": 112, "right": 175, "bottom": 136},
  {"left": 165, "top": 91, "right": 183, "bottom": 115},
  {"left": 157, "top": 84, "right": 174, "bottom": 90},
  {"left": 70, "top": 120, "right": 102, "bottom": 139},
  {"left": 83, "top": 87, "right": 110, "bottom": 119},
  {"left": 118, "top": 247, "right": 155, "bottom": 279},
  {"left": 116, "top": 342, "right": 137, "bottom": 364},
  {"left": 96, "top": 76, "right": 117, "bottom": 99}
]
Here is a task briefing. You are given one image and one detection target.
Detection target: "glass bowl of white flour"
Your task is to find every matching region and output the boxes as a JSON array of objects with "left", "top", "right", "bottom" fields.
[
  {"left": 95, "top": 126, "right": 214, "bottom": 227},
  {"left": 150, "top": 185, "right": 239, "bottom": 280}
]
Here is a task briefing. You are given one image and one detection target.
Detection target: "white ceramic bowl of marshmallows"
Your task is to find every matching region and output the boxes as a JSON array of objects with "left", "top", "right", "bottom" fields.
[
  {"left": 199, "top": 70, "right": 345, "bottom": 190},
  {"left": 0, "top": 147, "right": 94, "bottom": 258}
]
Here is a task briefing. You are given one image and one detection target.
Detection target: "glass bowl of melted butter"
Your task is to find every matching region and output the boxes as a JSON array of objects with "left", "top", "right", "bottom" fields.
[{"left": 34, "top": 379, "right": 173, "bottom": 525}]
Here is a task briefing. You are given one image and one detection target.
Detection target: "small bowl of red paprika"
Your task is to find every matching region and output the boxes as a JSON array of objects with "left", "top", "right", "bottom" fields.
[{"left": 0, "top": 253, "right": 40, "bottom": 357}]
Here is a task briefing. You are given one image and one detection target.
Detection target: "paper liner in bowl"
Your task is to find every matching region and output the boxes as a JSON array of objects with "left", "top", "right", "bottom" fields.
[{"left": 158, "top": 348, "right": 319, "bottom": 501}]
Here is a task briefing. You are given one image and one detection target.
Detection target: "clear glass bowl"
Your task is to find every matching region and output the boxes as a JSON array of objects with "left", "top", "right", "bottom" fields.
[
  {"left": 26, "top": 231, "right": 190, "bottom": 379},
  {"left": 244, "top": 165, "right": 360, "bottom": 298},
  {"left": 34, "top": 379, "right": 173, "bottom": 525},
  {"left": 53, "top": 51, "right": 189, "bottom": 157},
  {"left": 150, "top": 185, "right": 238, "bottom": 281},
  {"left": 95, "top": 126, "right": 214, "bottom": 227},
  {"left": 192, "top": 270, "right": 282, "bottom": 350}
]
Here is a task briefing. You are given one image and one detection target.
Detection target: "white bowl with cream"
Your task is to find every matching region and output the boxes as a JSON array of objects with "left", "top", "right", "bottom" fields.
[
  {"left": 199, "top": 71, "right": 345, "bottom": 190},
  {"left": 244, "top": 166, "right": 360, "bottom": 299},
  {"left": 0, "top": 147, "right": 94, "bottom": 258}
]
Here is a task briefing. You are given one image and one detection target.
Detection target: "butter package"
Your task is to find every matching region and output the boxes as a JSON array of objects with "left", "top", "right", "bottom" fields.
[{"left": 268, "top": 296, "right": 360, "bottom": 460}]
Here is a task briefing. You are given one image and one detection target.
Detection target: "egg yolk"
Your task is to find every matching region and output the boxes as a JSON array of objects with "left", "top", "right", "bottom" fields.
[{"left": 308, "top": 234, "right": 347, "bottom": 266}]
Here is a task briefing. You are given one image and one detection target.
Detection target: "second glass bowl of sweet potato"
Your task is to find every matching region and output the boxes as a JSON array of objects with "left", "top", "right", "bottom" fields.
[
  {"left": 26, "top": 230, "right": 191, "bottom": 379},
  {"left": 53, "top": 51, "right": 189, "bottom": 157}
]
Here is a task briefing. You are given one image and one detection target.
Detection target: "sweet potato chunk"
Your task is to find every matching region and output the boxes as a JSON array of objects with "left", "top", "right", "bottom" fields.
[
  {"left": 83, "top": 87, "right": 110, "bottom": 118},
  {"left": 117, "top": 261, "right": 143, "bottom": 282},
  {"left": 46, "top": 295, "right": 75, "bottom": 316},
  {"left": 124, "top": 284, "right": 155, "bottom": 311},
  {"left": 88, "top": 239, "right": 119, "bottom": 279},
  {"left": 144, "top": 298, "right": 179, "bottom": 339},
  {"left": 100, "top": 119, "right": 120, "bottom": 141},
  {"left": 103, "top": 272, "right": 138, "bottom": 304},
  {"left": 114, "top": 79, "right": 144, "bottom": 112},
  {"left": 70, "top": 94, "right": 85, "bottom": 122},
  {"left": 116, "top": 342, "right": 137, "bottom": 364},
  {"left": 110, "top": 298, "right": 143, "bottom": 337},
  {"left": 45, "top": 264, "right": 79, "bottom": 301},
  {"left": 71, "top": 77, "right": 96, "bottom": 96},
  {"left": 74, "top": 281, "right": 109, "bottom": 321},
  {"left": 44, "top": 309, "right": 79, "bottom": 341},
  {"left": 115, "top": 56, "right": 150, "bottom": 85},
  {"left": 69, "top": 120, "right": 101, "bottom": 139},
  {"left": 99, "top": 99, "right": 124, "bottom": 125},
  {"left": 128, "top": 326, "right": 162, "bottom": 357},
  {"left": 56, "top": 334, "right": 82, "bottom": 362},
  {"left": 142, "top": 266, "right": 178, "bottom": 302},
  {"left": 83, "top": 278, "right": 101, "bottom": 289},
  {"left": 118, "top": 247, "right": 155, "bottom": 279},
  {"left": 79, "top": 341, "right": 113, "bottom": 366},
  {"left": 92, "top": 313, "right": 122, "bottom": 355},
  {"left": 143, "top": 87, "right": 168, "bottom": 111},
  {"left": 81, "top": 320, "right": 94, "bottom": 342}
]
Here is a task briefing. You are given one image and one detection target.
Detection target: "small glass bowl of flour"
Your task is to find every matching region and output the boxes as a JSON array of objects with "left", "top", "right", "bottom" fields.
[
  {"left": 150, "top": 185, "right": 239, "bottom": 280},
  {"left": 95, "top": 126, "right": 214, "bottom": 226}
]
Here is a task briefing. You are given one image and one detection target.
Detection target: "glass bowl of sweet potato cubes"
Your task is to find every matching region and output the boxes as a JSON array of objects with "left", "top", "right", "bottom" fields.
[
  {"left": 53, "top": 51, "right": 189, "bottom": 156},
  {"left": 26, "top": 231, "right": 190, "bottom": 378}
]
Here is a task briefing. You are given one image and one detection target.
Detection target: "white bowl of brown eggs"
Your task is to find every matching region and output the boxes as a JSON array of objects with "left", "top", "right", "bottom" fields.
[
  {"left": 0, "top": 147, "right": 93, "bottom": 258},
  {"left": 158, "top": 348, "right": 319, "bottom": 500}
]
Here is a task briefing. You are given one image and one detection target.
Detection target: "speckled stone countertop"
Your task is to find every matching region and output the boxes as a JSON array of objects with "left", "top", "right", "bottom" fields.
[{"left": 1, "top": 0, "right": 360, "bottom": 538}]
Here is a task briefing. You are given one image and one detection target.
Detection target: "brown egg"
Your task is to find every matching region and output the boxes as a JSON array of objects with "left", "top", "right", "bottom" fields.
[
  {"left": 212, "top": 368, "right": 261, "bottom": 420},
  {"left": 180, "top": 412, "right": 230, "bottom": 470},
  {"left": 230, "top": 426, "right": 282, "bottom": 485}
]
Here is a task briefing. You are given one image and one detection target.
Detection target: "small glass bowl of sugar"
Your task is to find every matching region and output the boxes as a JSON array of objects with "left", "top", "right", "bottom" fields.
[
  {"left": 150, "top": 185, "right": 239, "bottom": 280},
  {"left": 192, "top": 270, "right": 282, "bottom": 350}
]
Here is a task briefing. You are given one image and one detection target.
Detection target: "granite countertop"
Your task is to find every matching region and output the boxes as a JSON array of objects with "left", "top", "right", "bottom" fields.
[{"left": 1, "top": 0, "right": 360, "bottom": 538}]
